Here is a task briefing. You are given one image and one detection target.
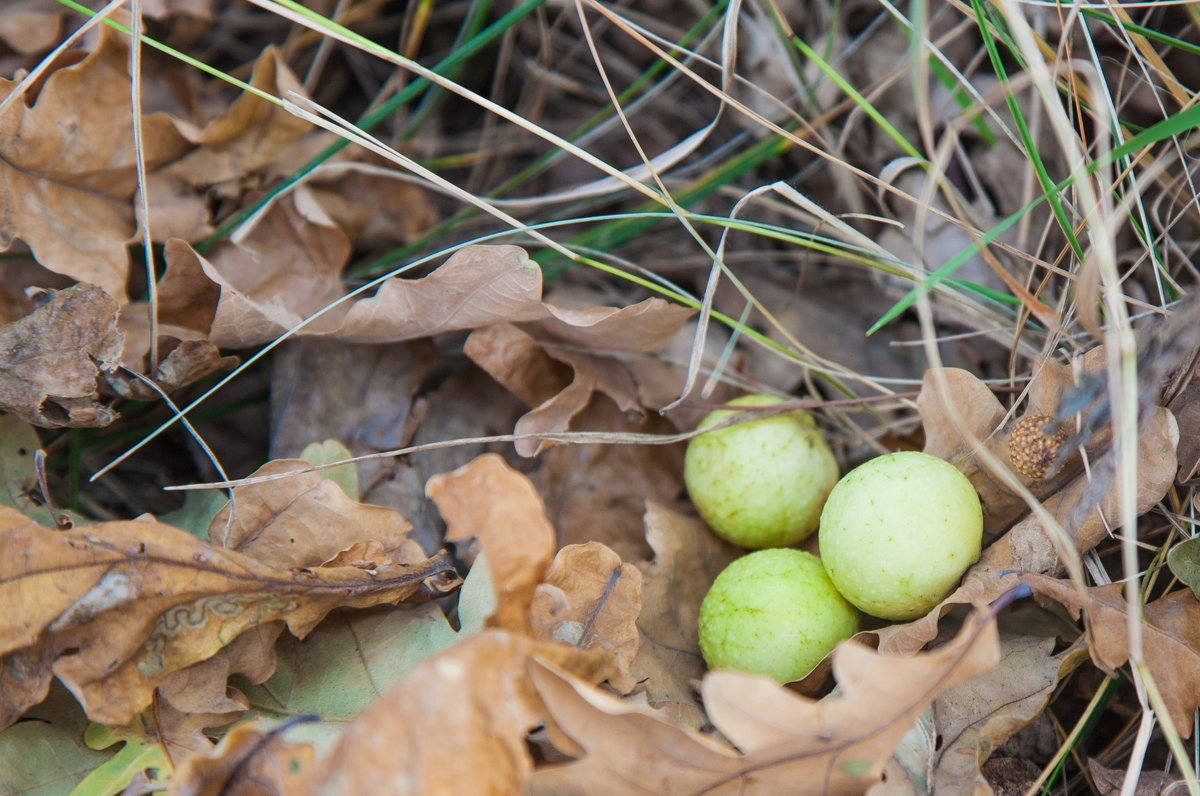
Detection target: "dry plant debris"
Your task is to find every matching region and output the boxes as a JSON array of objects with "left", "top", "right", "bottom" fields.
[{"left": 3, "top": 1, "right": 1200, "bottom": 794}]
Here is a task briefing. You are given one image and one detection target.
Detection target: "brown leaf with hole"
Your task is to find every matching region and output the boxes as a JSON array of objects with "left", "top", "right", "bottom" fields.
[
  {"left": 629, "top": 502, "right": 741, "bottom": 729},
  {"left": 0, "top": 283, "right": 123, "bottom": 427},
  {"left": 1024, "top": 575, "right": 1200, "bottom": 737},
  {"left": 170, "top": 720, "right": 314, "bottom": 796},
  {"left": 528, "top": 612, "right": 1000, "bottom": 794},
  {"left": 0, "top": 27, "right": 191, "bottom": 301},
  {"left": 426, "top": 453, "right": 557, "bottom": 631},
  {"left": 0, "top": 504, "right": 455, "bottom": 729},
  {"left": 302, "top": 630, "right": 615, "bottom": 796},
  {"left": 530, "top": 542, "right": 642, "bottom": 693}
]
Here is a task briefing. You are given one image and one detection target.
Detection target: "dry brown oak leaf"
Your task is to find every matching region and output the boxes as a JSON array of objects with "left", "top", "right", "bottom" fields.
[
  {"left": 527, "top": 610, "right": 1001, "bottom": 795},
  {"left": 302, "top": 630, "right": 616, "bottom": 796},
  {"left": 426, "top": 453, "right": 557, "bottom": 632},
  {"left": 876, "top": 356, "right": 1178, "bottom": 655},
  {"left": 0, "top": 504, "right": 455, "bottom": 729},
  {"left": 0, "top": 26, "right": 190, "bottom": 302},
  {"left": 164, "top": 231, "right": 694, "bottom": 349},
  {"left": 529, "top": 541, "right": 643, "bottom": 693},
  {"left": 169, "top": 720, "right": 315, "bottom": 796},
  {"left": 1025, "top": 575, "right": 1200, "bottom": 738},
  {"left": 0, "top": 283, "right": 122, "bottom": 427}
]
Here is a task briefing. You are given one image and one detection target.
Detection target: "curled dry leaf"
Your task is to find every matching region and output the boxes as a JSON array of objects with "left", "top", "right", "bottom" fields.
[
  {"left": 0, "top": 504, "right": 455, "bottom": 729},
  {"left": 426, "top": 453, "right": 557, "bottom": 631},
  {"left": 930, "top": 629, "right": 1088, "bottom": 794},
  {"left": 629, "top": 502, "right": 741, "bottom": 729},
  {"left": 878, "top": 352, "right": 1178, "bottom": 654},
  {"left": 530, "top": 542, "right": 643, "bottom": 693},
  {"left": 528, "top": 612, "right": 1001, "bottom": 795},
  {"left": 0, "top": 27, "right": 191, "bottom": 301},
  {"left": 164, "top": 228, "right": 694, "bottom": 354},
  {"left": 465, "top": 295, "right": 694, "bottom": 457},
  {"left": 1024, "top": 575, "right": 1200, "bottom": 737},
  {"left": 0, "top": 283, "right": 123, "bottom": 427},
  {"left": 207, "top": 458, "right": 423, "bottom": 568},
  {"left": 303, "top": 630, "right": 615, "bottom": 796},
  {"left": 170, "top": 720, "right": 314, "bottom": 796}
]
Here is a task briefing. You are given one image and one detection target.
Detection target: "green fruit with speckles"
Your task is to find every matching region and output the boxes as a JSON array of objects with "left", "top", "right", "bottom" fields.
[
  {"left": 698, "top": 548, "right": 860, "bottom": 682},
  {"left": 684, "top": 394, "right": 839, "bottom": 549},
  {"left": 819, "top": 451, "right": 983, "bottom": 621}
]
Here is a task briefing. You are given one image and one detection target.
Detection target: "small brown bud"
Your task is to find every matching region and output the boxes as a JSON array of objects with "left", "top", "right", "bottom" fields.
[{"left": 1008, "top": 414, "right": 1066, "bottom": 479}]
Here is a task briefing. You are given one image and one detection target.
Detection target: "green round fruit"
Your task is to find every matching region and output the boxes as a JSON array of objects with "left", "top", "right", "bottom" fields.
[
  {"left": 698, "top": 548, "right": 860, "bottom": 682},
  {"left": 684, "top": 394, "right": 839, "bottom": 548},
  {"left": 818, "top": 451, "right": 983, "bottom": 621}
]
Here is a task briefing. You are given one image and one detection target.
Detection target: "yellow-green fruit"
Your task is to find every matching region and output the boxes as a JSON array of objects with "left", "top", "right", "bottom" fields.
[
  {"left": 684, "top": 394, "right": 839, "bottom": 548},
  {"left": 819, "top": 451, "right": 983, "bottom": 621},
  {"left": 698, "top": 548, "right": 860, "bottom": 682}
]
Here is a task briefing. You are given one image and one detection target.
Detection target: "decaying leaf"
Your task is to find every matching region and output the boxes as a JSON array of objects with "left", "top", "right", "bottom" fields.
[
  {"left": 538, "top": 397, "right": 689, "bottom": 561},
  {"left": 1026, "top": 575, "right": 1200, "bottom": 737},
  {"left": 169, "top": 720, "right": 314, "bottom": 796},
  {"left": 530, "top": 542, "right": 642, "bottom": 693},
  {"left": 528, "top": 611, "right": 1001, "bottom": 794},
  {"left": 426, "top": 453, "right": 557, "bottom": 631},
  {"left": 630, "top": 502, "right": 741, "bottom": 729},
  {"left": 303, "top": 630, "right": 615, "bottom": 796},
  {"left": 0, "top": 283, "right": 123, "bottom": 427},
  {"left": 0, "top": 504, "right": 455, "bottom": 729},
  {"left": 164, "top": 235, "right": 694, "bottom": 351},
  {"left": 465, "top": 297, "right": 694, "bottom": 457},
  {"left": 207, "top": 458, "right": 422, "bottom": 567},
  {"left": 0, "top": 28, "right": 191, "bottom": 301},
  {"left": 930, "top": 626, "right": 1088, "bottom": 794}
]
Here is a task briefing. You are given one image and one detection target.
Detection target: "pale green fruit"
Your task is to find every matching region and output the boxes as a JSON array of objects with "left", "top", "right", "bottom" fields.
[
  {"left": 684, "top": 394, "right": 839, "bottom": 548},
  {"left": 698, "top": 548, "right": 860, "bottom": 682},
  {"left": 819, "top": 451, "right": 983, "bottom": 621}
]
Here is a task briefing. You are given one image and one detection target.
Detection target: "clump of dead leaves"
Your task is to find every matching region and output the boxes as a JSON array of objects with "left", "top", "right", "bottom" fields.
[{"left": 3, "top": 19, "right": 1200, "bottom": 796}]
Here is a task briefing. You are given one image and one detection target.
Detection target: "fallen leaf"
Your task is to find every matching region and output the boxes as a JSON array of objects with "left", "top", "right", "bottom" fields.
[
  {"left": 530, "top": 542, "right": 643, "bottom": 692},
  {"left": 0, "top": 505, "right": 455, "bottom": 729},
  {"left": 0, "top": 27, "right": 191, "bottom": 301},
  {"left": 300, "top": 162, "right": 437, "bottom": 250},
  {"left": 0, "top": 0, "right": 63, "bottom": 55},
  {"left": 165, "top": 48, "right": 309, "bottom": 188},
  {"left": 630, "top": 502, "right": 741, "bottom": 729},
  {"left": 0, "top": 283, "right": 123, "bottom": 427},
  {"left": 931, "top": 629, "right": 1088, "bottom": 794},
  {"left": 528, "top": 611, "right": 1001, "bottom": 794},
  {"left": 168, "top": 720, "right": 314, "bottom": 796},
  {"left": 537, "top": 397, "right": 688, "bottom": 561},
  {"left": 234, "top": 549, "right": 496, "bottom": 766},
  {"left": 0, "top": 683, "right": 112, "bottom": 795},
  {"left": 426, "top": 453, "right": 556, "bottom": 631},
  {"left": 1168, "top": 537, "right": 1200, "bottom": 599},
  {"left": 1025, "top": 575, "right": 1200, "bottom": 737},
  {"left": 164, "top": 236, "right": 694, "bottom": 351},
  {"left": 207, "top": 458, "right": 422, "bottom": 569},
  {"left": 303, "top": 630, "right": 615, "bottom": 796},
  {"left": 466, "top": 300, "right": 693, "bottom": 457},
  {"left": 1087, "top": 759, "right": 1178, "bottom": 796}
]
